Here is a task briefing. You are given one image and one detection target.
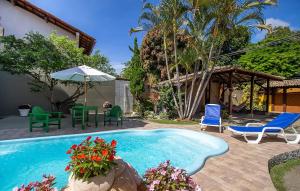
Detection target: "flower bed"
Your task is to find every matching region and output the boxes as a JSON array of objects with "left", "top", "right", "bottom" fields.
[
  {"left": 144, "top": 160, "right": 201, "bottom": 191},
  {"left": 13, "top": 175, "right": 57, "bottom": 191}
]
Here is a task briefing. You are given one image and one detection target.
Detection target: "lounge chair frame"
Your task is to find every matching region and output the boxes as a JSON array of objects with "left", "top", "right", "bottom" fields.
[
  {"left": 228, "top": 122, "right": 300, "bottom": 144},
  {"left": 200, "top": 116, "right": 222, "bottom": 133}
]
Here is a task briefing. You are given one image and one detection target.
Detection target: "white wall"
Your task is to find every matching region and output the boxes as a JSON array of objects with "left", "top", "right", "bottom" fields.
[
  {"left": 0, "top": 0, "right": 77, "bottom": 116},
  {"left": 115, "top": 80, "right": 133, "bottom": 114},
  {"left": 0, "top": 0, "right": 75, "bottom": 39}
]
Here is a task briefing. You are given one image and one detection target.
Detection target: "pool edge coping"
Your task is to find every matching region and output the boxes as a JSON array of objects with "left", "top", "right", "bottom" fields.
[{"left": 0, "top": 128, "right": 229, "bottom": 176}]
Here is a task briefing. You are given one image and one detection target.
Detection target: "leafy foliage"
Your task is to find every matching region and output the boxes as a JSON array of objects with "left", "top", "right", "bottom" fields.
[
  {"left": 65, "top": 136, "right": 117, "bottom": 181},
  {"left": 219, "top": 26, "right": 251, "bottom": 65},
  {"left": 158, "top": 85, "right": 178, "bottom": 119},
  {"left": 140, "top": 28, "right": 191, "bottom": 81},
  {"left": 241, "top": 84, "right": 264, "bottom": 111},
  {"left": 0, "top": 32, "right": 114, "bottom": 111},
  {"left": 133, "top": 0, "right": 275, "bottom": 119},
  {"left": 239, "top": 27, "right": 300, "bottom": 78},
  {"left": 122, "top": 37, "right": 145, "bottom": 99}
]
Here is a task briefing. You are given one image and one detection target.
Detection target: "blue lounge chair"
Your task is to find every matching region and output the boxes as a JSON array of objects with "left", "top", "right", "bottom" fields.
[
  {"left": 200, "top": 104, "right": 222, "bottom": 133},
  {"left": 228, "top": 113, "right": 300, "bottom": 144}
]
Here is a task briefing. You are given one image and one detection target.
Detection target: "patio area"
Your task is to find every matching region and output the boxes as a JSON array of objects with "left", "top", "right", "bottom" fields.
[{"left": 0, "top": 114, "right": 299, "bottom": 190}]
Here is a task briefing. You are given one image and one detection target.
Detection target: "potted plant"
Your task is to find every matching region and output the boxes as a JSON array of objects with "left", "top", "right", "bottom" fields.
[
  {"left": 65, "top": 136, "right": 117, "bottom": 191},
  {"left": 144, "top": 160, "right": 201, "bottom": 191},
  {"left": 103, "top": 101, "right": 112, "bottom": 110},
  {"left": 18, "top": 104, "right": 31, "bottom": 117}
]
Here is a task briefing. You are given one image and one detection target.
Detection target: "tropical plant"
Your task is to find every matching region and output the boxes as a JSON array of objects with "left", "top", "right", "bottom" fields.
[
  {"left": 239, "top": 27, "right": 300, "bottom": 78},
  {"left": 158, "top": 85, "right": 177, "bottom": 119},
  {"left": 132, "top": 0, "right": 276, "bottom": 119},
  {"left": 0, "top": 32, "right": 114, "bottom": 111},
  {"left": 122, "top": 37, "right": 145, "bottom": 100},
  {"left": 144, "top": 160, "right": 201, "bottom": 191},
  {"left": 13, "top": 175, "right": 57, "bottom": 191},
  {"left": 65, "top": 136, "right": 117, "bottom": 181}
]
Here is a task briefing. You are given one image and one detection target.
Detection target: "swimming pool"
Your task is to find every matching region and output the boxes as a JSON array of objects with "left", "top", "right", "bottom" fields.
[{"left": 0, "top": 128, "right": 228, "bottom": 190}]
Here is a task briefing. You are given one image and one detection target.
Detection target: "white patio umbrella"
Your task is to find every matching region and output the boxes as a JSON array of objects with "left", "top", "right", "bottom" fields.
[{"left": 50, "top": 65, "right": 116, "bottom": 105}]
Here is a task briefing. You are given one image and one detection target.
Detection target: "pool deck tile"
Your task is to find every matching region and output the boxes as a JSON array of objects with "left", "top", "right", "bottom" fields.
[{"left": 0, "top": 115, "right": 299, "bottom": 191}]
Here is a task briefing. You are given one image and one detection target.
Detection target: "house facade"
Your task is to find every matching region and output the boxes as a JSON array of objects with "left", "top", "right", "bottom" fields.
[
  {"left": 0, "top": 0, "right": 133, "bottom": 116},
  {"left": 267, "top": 79, "right": 300, "bottom": 113}
]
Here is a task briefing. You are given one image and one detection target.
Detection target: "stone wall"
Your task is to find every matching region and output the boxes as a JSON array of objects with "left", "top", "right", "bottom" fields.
[{"left": 268, "top": 149, "right": 300, "bottom": 171}]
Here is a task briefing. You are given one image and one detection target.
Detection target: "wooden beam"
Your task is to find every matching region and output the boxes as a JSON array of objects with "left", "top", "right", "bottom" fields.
[
  {"left": 266, "top": 79, "right": 270, "bottom": 113},
  {"left": 250, "top": 75, "right": 254, "bottom": 116},
  {"left": 228, "top": 72, "right": 233, "bottom": 116},
  {"left": 208, "top": 80, "right": 211, "bottom": 104},
  {"left": 283, "top": 88, "right": 287, "bottom": 112}
]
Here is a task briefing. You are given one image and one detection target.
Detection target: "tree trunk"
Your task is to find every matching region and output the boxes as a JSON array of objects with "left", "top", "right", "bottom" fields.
[
  {"left": 163, "top": 33, "right": 182, "bottom": 119},
  {"left": 173, "top": 22, "right": 184, "bottom": 119}
]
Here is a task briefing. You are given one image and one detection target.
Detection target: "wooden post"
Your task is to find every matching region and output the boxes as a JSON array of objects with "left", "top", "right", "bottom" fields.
[
  {"left": 283, "top": 88, "right": 287, "bottom": 112},
  {"left": 228, "top": 72, "right": 233, "bottom": 116},
  {"left": 208, "top": 80, "right": 211, "bottom": 103},
  {"left": 205, "top": 80, "right": 211, "bottom": 104},
  {"left": 266, "top": 79, "right": 270, "bottom": 114},
  {"left": 250, "top": 75, "right": 254, "bottom": 116},
  {"left": 271, "top": 88, "right": 275, "bottom": 112}
]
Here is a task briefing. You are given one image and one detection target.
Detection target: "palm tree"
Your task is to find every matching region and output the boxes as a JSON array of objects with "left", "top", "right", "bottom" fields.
[
  {"left": 132, "top": 0, "right": 276, "bottom": 120},
  {"left": 130, "top": 1, "right": 183, "bottom": 118},
  {"left": 184, "top": 0, "right": 277, "bottom": 119}
]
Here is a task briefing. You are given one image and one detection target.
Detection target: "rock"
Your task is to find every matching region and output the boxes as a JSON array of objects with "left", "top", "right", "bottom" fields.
[{"left": 109, "top": 158, "right": 143, "bottom": 191}]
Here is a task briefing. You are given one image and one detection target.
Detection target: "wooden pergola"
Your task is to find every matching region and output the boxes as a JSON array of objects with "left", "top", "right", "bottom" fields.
[{"left": 210, "top": 66, "right": 284, "bottom": 115}]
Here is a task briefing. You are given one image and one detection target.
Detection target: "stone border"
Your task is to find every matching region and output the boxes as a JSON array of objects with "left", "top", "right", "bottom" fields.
[{"left": 268, "top": 149, "right": 300, "bottom": 171}]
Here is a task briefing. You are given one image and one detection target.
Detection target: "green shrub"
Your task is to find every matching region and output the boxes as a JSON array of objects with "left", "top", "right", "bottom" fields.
[{"left": 158, "top": 112, "right": 169, "bottom": 120}]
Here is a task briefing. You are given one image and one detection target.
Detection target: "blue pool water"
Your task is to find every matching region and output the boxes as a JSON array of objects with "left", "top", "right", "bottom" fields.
[{"left": 0, "top": 128, "right": 228, "bottom": 190}]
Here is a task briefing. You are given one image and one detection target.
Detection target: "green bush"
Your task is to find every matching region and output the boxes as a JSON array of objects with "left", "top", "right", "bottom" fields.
[
  {"left": 133, "top": 99, "right": 154, "bottom": 117},
  {"left": 158, "top": 112, "right": 169, "bottom": 120},
  {"left": 144, "top": 111, "right": 156, "bottom": 119}
]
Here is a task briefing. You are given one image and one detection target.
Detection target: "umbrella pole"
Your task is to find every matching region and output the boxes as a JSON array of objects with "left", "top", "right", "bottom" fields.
[{"left": 84, "top": 76, "right": 87, "bottom": 106}]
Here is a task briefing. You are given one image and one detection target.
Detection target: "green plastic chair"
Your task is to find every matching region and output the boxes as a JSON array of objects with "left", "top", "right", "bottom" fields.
[
  {"left": 29, "top": 106, "right": 62, "bottom": 132},
  {"left": 104, "top": 105, "right": 123, "bottom": 126},
  {"left": 71, "top": 104, "right": 88, "bottom": 129}
]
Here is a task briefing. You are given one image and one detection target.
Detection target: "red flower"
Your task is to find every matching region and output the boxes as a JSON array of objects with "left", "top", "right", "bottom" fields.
[
  {"left": 66, "top": 149, "right": 72, "bottom": 154},
  {"left": 80, "top": 168, "right": 85, "bottom": 174},
  {"left": 108, "top": 154, "right": 114, "bottom": 161},
  {"left": 71, "top": 156, "right": 76, "bottom": 160},
  {"left": 71, "top": 144, "right": 77, "bottom": 150},
  {"left": 77, "top": 153, "right": 86, "bottom": 159},
  {"left": 94, "top": 137, "right": 104, "bottom": 144},
  {"left": 111, "top": 140, "right": 117, "bottom": 147},
  {"left": 65, "top": 165, "right": 70, "bottom": 171},
  {"left": 86, "top": 136, "right": 92, "bottom": 141},
  {"left": 102, "top": 149, "right": 108, "bottom": 156},
  {"left": 91, "top": 155, "right": 102, "bottom": 161}
]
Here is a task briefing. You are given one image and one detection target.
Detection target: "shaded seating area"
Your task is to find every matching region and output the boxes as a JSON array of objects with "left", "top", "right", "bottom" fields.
[
  {"left": 104, "top": 105, "right": 123, "bottom": 126},
  {"left": 71, "top": 104, "right": 99, "bottom": 129},
  {"left": 228, "top": 113, "right": 300, "bottom": 144},
  {"left": 29, "top": 106, "right": 62, "bottom": 132},
  {"left": 208, "top": 66, "right": 284, "bottom": 116}
]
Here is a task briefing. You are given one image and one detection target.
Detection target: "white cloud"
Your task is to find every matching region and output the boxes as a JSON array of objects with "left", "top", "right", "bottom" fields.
[
  {"left": 252, "top": 18, "right": 291, "bottom": 42},
  {"left": 266, "top": 18, "right": 290, "bottom": 28}
]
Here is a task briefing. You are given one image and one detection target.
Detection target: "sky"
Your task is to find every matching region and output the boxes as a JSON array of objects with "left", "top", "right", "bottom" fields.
[{"left": 29, "top": 0, "right": 300, "bottom": 74}]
